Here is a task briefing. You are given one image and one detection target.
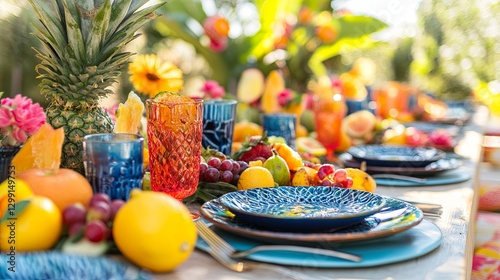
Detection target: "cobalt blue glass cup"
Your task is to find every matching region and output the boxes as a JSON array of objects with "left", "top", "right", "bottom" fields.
[
  {"left": 262, "top": 113, "right": 297, "bottom": 149},
  {"left": 83, "top": 133, "right": 144, "bottom": 201},
  {"left": 202, "top": 99, "right": 237, "bottom": 155}
]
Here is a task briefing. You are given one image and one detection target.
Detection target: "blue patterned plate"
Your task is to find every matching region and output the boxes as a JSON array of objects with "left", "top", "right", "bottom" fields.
[
  {"left": 347, "top": 145, "right": 446, "bottom": 167},
  {"left": 200, "top": 196, "right": 422, "bottom": 243},
  {"left": 218, "top": 186, "right": 386, "bottom": 232}
]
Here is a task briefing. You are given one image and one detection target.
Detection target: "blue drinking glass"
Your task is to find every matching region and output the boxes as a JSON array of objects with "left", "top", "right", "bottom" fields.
[
  {"left": 262, "top": 113, "right": 297, "bottom": 149},
  {"left": 202, "top": 99, "right": 237, "bottom": 155},
  {"left": 83, "top": 133, "right": 144, "bottom": 201}
]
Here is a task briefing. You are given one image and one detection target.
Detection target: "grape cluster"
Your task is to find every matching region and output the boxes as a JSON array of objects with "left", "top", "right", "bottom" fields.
[
  {"left": 200, "top": 157, "right": 249, "bottom": 185},
  {"left": 315, "top": 164, "right": 353, "bottom": 188},
  {"left": 62, "top": 193, "right": 125, "bottom": 243}
]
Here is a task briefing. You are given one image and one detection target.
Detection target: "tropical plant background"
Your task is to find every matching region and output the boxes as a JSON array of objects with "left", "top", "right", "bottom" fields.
[{"left": 0, "top": 0, "right": 498, "bottom": 106}]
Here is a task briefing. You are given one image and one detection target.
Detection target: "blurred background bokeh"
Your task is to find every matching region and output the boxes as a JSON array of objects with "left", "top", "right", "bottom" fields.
[{"left": 0, "top": 0, "right": 498, "bottom": 113}]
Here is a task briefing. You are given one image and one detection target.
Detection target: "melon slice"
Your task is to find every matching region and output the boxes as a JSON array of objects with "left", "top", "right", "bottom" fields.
[
  {"left": 113, "top": 91, "right": 145, "bottom": 134},
  {"left": 12, "top": 123, "right": 65, "bottom": 173},
  {"left": 237, "top": 68, "right": 265, "bottom": 104},
  {"left": 342, "top": 110, "right": 376, "bottom": 138}
]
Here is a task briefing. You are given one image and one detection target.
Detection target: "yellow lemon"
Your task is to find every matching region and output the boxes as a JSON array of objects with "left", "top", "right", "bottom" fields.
[
  {"left": 382, "top": 125, "right": 407, "bottom": 145},
  {"left": 113, "top": 189, "right": 196, "bottom": 272},
  {"left": 0, "top": 179, "right": 34, "bottom": 218},
  {"left": 238, "top": 166, "right": 276, "bottom": 190},
  {"left": 0, "top": 196, "right": 62, "bottom": 252}
]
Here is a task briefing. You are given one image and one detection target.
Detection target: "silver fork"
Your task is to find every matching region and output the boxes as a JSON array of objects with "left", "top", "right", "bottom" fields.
[{"left": 194, "top": 219, "right": 333, "bottom": 280}]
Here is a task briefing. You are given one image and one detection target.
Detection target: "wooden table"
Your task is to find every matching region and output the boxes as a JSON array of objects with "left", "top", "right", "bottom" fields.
[{"left": 156, "top": 106, "right": 489, "bottom": 280}]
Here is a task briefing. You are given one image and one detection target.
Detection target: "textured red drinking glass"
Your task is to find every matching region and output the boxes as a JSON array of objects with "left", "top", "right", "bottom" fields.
[{"left": 146, "top": 97, "right": 203, "bottom": 201}]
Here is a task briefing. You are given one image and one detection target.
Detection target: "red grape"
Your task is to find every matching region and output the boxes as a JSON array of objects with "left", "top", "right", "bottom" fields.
[
  {"left": 237, "top": 161, "right": 249, "bottom": 174},
  {"left": 320, "top": 179, "right": 335, "bottom": 186},
  {"left": 204, "top": 167, "right": 220, "bottom": 182},
  {"left": 231, "top": 161, "right": 240, "bottom": 174},
  {"left": 220, "top": 170, "right": 233, "bottom": 183},
  {"left": 89, "top": 193, "right": 111, "bottom": 207},
  {"left": 232, "top": 174, "right": 240, "bottom": 185},
  {"left": 341, "top": 177, "right": 354, "bottom": 188},
  {"left": 200, "top": 162, "right": 208, "bottom": 181},
  {"left": 333, "top": 169, "right": 348, "bottom": 183},
  {"left": 317, "top": 164, "right": 335, "bottom": 180},
  {"left": 303, "top": 161, "right": 315, "bottom": 168},
  {"left": 87, "top": 201, "right": 112, "bottom": 222},
  {"left": 62, "top": 204, "right": 87, "bottom": 227},
  {"left": 207, "top": 157, "right": 222, "bottom": 169},
  {"left": 110, "top": 199, "right": 126, "bottom": 220},
  {"left": 220, "top": 160, "right": 233, "bottom": 171},
  {"left": 68, "top": 222, "right": 85, "bottom": 237},
  {"left": 85, "top": 220, "right": 109, "bottom": 242}
]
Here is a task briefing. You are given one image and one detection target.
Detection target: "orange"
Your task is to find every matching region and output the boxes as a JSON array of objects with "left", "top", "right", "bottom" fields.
[
  {"left": 0, "top": 196, "right": 62, "bottom": 251},
  {"left": 237, "top": 166, "right": 275, "bottom": 190},
  {"left": 233, "top": 121, "right": 262, "bottom": 143},
  {"left": 12, "top": 123, "right": 64, "bottom": 173},
  {"left": 273, "top": 143, "right": 303, "bottom": 171},
  {"left": 17, "top": 168, "right": 93, "bottom": 211},
  {"left": 113, "top": 189, "right": 196, "bottom": 272},
  {"left": 114, "top": 91, "right": 145, "bottom": 134}
]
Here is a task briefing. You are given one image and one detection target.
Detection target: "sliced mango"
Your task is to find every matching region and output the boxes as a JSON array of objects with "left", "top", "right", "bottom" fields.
[
  {"left": 12, "top": 123, "right": 64, "bottom": 173},
  {"left": 114, "top": 91, "right": 145, "bottom": 134},
  {"left": 261, "top": 70, "right": 285, "bottom": 114}
]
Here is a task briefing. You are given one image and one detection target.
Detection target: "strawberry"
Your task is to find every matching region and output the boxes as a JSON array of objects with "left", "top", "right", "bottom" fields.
[{"left": 232, "top": 133, "right": 273, "bottom": 162}]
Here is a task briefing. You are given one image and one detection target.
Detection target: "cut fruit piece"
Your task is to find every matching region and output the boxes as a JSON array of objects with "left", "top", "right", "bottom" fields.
[
  {"left": 296, "top": 137, "right": 326, "bottom": 157},
  {"left": 261, "top": 70, "right": 285, "bottom": 113},
  {"left": 342, "top": 110, "right": 376, "bottom": 138},
  {"left": 237, "top": 68, "right": 265, "bottom": 103},
  {"left": 113, "top": 91, "right": 145, "bottom": 134},
  {"left": 153, "top": 91, "right": 193, "bottom": 102},
  {"left": 345, "top": 168, "right": 377, "bottom": 192},
  {"left": 61, "top": 238, "right": 110, "bottom": 256},
  {"left": 12, "top": 123, "right": 64, "bottom": 173}
]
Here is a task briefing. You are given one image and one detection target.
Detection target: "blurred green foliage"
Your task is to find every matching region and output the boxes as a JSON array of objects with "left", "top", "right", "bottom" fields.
[
  {"left": 410, "top": 0, "right": 499, "bottom": 100},
  {"left": 146, "top": 0, "right": 387, "bottom": 94}
]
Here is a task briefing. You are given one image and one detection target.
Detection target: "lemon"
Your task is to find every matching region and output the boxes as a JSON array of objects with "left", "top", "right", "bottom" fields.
[
  {"left": 0, "top": 196, "right": 62, "bottom": 251},
  {"left": 113, "top": 189, "right": 196, "bottom": 272},
  {"left": 0, "top": 179, "right": 33, "bottom": 217},
  {"left": 237, "top": 166, "right": 276, "bottom": 190}
]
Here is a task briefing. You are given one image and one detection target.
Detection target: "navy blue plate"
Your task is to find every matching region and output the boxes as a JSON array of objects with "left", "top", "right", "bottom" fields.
[
  {"left": 218, "top": 186, "right": 386, "bottom": 232},
  {"left": 347, "top": 145, "right": 446, "bottom": 167},
  {"left": 339, "top": 153, "right": 462, "bottom": 177},
  {"left": 200, "top": 196, "right": 422, "bottom": 244}
]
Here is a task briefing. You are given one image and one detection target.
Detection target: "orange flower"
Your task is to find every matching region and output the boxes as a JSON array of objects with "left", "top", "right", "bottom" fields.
[
  {"left": 315, "top": 25, "right": 337, "bottom": 43},
  {"left": 203, "top": 16, "right": 230, "bottom": 42}
]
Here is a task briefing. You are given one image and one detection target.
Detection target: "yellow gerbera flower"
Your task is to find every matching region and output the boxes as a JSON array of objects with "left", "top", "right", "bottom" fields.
[{"left": 128, "top": 54, "right": 184, "bottom": 98}]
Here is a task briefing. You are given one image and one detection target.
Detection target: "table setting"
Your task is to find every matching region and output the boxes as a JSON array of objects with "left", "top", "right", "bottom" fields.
[{"left": 338, "top": 145, "right": 472, "bottom": 187}]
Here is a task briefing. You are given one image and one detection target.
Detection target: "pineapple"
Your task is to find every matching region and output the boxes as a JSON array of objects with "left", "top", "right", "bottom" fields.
[{"left": 28, "top": 0, "right": 165, "bottom": 174}]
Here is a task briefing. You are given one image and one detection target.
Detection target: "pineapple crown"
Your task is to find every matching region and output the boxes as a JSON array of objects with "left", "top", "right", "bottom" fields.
[{"left": 28, "top": 0, "right": 166, "bottom": 110}]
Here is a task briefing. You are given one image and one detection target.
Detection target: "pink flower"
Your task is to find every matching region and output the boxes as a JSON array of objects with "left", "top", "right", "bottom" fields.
[
  {"left": 201, "top": 80, "right": 226, "bottom": 99},
  {"left": 0, "top": 94, "right": 46, "bottom": 147},
  {"left": 277, "top": 89, "right": 293, "bottom": 107}
]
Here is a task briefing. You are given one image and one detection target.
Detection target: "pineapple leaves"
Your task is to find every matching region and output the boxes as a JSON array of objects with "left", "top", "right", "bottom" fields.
[
  {"left": 63, "top": 1, "right": 85, "bottom": 65},
  {"left": 85, "top": 0, "right": 112, "bottom": 62},
  {"left": 106, "top": 0, "right": 133, "bottom": 40},
  {"left": 28, "top": 1, "right": 66, "bottom": 61},
  {"left": 127, "top": 0, "right": 152, "bottom": 18}
]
